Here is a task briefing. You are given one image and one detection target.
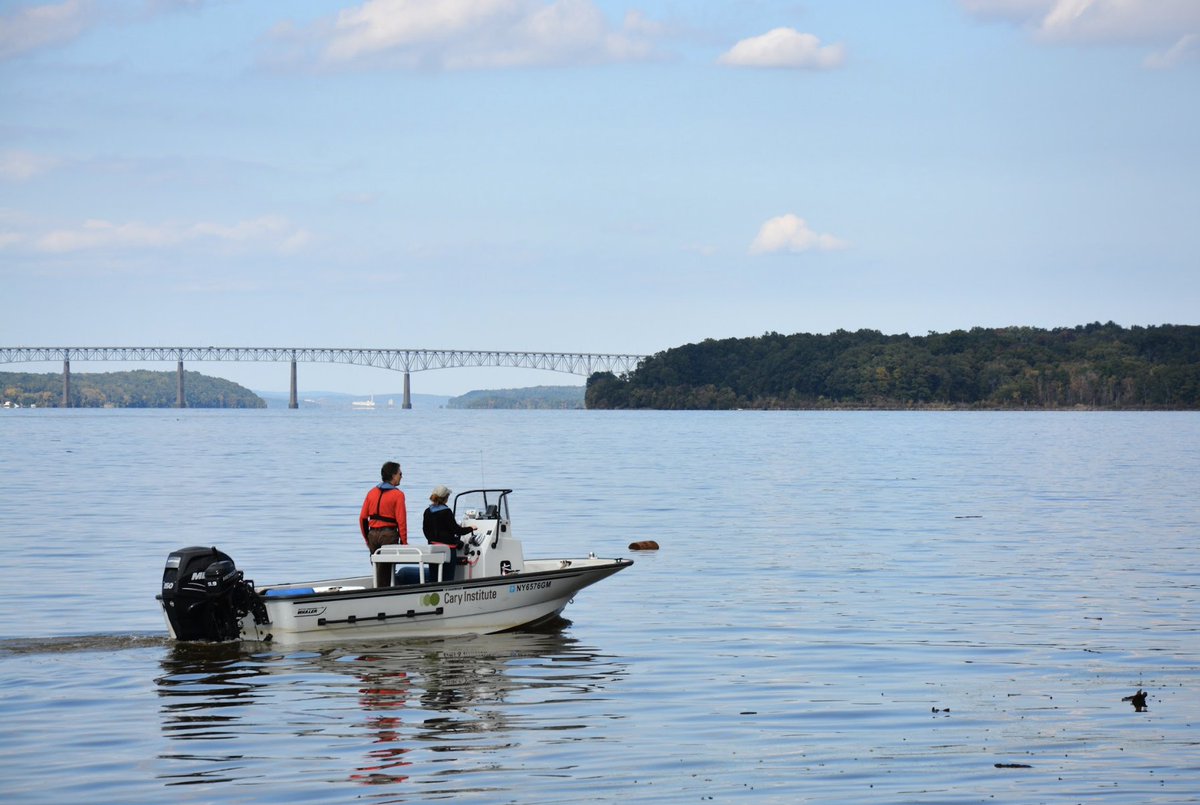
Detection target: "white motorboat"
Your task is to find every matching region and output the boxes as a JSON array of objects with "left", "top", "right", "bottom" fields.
[{"left": 157, "top": 489, "right": 632, "bottom": 645}]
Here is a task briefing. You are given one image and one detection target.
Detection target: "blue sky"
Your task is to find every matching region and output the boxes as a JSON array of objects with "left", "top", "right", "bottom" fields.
[{"left": 2, "top": 0, "right": 1198, "bottom": 396}]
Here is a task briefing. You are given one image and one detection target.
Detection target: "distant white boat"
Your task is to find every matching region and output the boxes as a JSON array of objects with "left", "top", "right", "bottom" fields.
[{"left": 351, "top": 395, "right": 376, "bottom": 409}]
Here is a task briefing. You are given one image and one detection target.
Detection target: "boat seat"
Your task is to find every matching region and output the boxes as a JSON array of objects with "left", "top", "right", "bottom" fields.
[{"left": 371, "top": 544, "right": 451, "bottom": 587}]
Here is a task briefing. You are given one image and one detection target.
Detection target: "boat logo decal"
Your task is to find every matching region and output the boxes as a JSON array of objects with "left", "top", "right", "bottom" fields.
[
  {"left": 443, "top": 589, "right": 498, "bottom": 606},
  {"left": 295, "top": 606, "right": 326, "bottom": 617},
  {"left": 420, "top": 593, "right": 440, "bottom": 607}
]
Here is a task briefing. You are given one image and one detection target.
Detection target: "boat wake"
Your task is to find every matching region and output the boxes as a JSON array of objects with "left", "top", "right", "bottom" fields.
[{"left": 0, "top": 633, "right": 171, "bottom": 656}]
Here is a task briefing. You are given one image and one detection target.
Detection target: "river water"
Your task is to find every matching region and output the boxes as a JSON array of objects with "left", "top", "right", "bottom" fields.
[{"left": 0, "top": 409, "right": 1197, "bottom": 803}]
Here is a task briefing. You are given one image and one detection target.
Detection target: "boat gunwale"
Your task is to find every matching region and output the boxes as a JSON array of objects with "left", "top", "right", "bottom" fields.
[{"left": 256, "top": 558, "right": 633, "bottom": 603}]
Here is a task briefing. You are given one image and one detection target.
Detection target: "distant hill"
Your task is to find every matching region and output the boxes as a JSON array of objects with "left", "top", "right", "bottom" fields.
[
  {"left": 586, "top": 323, "right": 1200, "bottom": 410},
  {"left": 448, "top": 385, "right": 585, "bottom": 409},
  {"left": 1, "top": 370, "right": 264, "bottom": 408}
]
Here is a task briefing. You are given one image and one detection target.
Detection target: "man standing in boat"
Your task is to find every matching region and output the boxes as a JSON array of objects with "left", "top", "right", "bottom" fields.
[{"left": 360, "top": 461, "right": 408, "bottom": 553}]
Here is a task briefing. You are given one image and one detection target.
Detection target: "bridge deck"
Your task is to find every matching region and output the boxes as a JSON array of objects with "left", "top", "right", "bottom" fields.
[{"left": 0, "top": 346, "right": 646, "bottom": 409}]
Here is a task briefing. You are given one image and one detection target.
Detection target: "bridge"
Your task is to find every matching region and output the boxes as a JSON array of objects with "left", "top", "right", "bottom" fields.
[{"left": 0, "top": 346, "right": 647, "bottom": 409}]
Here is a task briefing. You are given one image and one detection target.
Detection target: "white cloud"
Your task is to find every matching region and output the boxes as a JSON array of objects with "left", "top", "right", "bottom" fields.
[
  {"left": 960, "top": 0, "right": 1200, "bottom": 61},
  {"left": 718, "top": 27, "right": 844, "bottom": 70},
  {"left": 281, "top": 0, "right": 658, "bottom": 71},
  {"left": 0, "top": 0, "right": 94, "bottom": 60},
  {"left": 1145, "top": 32, "right": 1199, "bottom": 69},
  {"left": 0, "top": 151, "right": 61, "bottom": 181},
  {"left": 959, "top": 0, "right": 1056, "bottom": 20},
  {"left": 0, "top": 0, "right": 213, "bottom": 60},
  {"left": 749, "top": 214, "right": 847, "bottom": 255},
  {"left": 30, "top": 215, "right": 312, "bottom": 254}
]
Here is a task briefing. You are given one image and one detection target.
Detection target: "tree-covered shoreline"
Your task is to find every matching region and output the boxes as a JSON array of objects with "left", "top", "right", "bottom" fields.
[
  {"left": 1, "top": 370, "right": 265, "bottom": 409},
  {"left": 448, "top": 385, "right": 584, "bottom": 409},
  {"left": 586, "top": 323, "right": 1200, "bottom": 410}
]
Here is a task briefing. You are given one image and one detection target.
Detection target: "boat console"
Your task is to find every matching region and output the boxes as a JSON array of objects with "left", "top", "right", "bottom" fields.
[{"left": 457, "top": 489, "right": 526, "bottom": 580}]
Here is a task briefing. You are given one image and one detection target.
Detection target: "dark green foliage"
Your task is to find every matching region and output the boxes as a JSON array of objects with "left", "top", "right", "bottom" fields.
[
  {"left": 448, "top": 385, "right": 584, "bottom": 410},
  {"left": 1, "top": 370, "right": 265, "bottom": 408},
  {"left": 586, "top": 323, "right": 1200, "bottom": 410}
]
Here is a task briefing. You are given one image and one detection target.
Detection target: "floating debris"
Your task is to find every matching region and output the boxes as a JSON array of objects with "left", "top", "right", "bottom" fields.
[
  {"left": 628, "top": 540, "right": 660, "bottom": 551},
  {"left": 995, "top": 763, "right": 1032, "bottom": 769},
  {"left": 1122, "top": 689, "right": 1149, "bottom": 711}
]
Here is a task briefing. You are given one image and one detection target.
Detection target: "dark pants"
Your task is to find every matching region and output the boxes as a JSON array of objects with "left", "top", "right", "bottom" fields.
[
  {"left": 437, "top": 546, "right": 458, "bottom": 581},
  {"left": 366, "top": 527, "right": 400, "bottom": 554}
]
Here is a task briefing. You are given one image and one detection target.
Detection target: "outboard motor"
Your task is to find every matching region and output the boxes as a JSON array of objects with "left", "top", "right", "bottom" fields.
[{"left": 159, "top": 546, "right": 268, "bottom": 641}]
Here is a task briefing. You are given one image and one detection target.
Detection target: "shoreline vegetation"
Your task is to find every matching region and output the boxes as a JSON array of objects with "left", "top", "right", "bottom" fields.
[
  {"left": 1, "top": 370, "right": 265, "bottom": 409},
  {"left": 0, "top": 371, "right": 586, "bottom": 410},
  {"left": 5, "top": 323, "right": 1197, "bottom": 411},
  {"left": 586, "top": 322, "right": 1200, "bottom": 411},
  {"left": 448, "top": 386, "right": 584, "bottom": 409}
]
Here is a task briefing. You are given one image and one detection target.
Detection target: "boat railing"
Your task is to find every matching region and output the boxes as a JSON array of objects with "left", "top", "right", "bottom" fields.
[{"left": 370, "top": 544, "right": 451, "bottom": 586}]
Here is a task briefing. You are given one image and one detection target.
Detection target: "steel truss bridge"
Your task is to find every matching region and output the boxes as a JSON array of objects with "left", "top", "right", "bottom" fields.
[{"left": 0, "top": 346, "right": 646, "bottom": 409}]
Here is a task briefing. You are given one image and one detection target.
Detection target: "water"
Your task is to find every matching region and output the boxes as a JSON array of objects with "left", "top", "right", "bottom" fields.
[{"left": 1, "top": 409, "right": 1198, "bottom": 803}]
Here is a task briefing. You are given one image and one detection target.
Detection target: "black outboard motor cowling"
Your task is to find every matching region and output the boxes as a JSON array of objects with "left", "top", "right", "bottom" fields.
[{"left": 160, "top": 546, "right": 268, "bottom": 641}]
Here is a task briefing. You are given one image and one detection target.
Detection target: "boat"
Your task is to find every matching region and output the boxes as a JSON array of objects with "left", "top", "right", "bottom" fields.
[
  {"left": 351, "top": 395, "right": 376, "bottom": 409},
  {"left": 157, "top": 488, "right": 632, "bottom": 645}
]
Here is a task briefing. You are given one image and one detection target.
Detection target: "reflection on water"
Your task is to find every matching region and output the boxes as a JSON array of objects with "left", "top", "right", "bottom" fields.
[{"left": 154, "top": 618, "right": 627, "bottom": 794}]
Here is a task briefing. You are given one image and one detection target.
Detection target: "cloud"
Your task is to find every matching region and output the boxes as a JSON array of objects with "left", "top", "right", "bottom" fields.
[
  {"left": 0, "top": 151, "right": 61, "bottom": 181},
  {"left": 29, "top": 215, "right": 311, "bottom": 254},
  {"left": 0, "top": 0, "right": 212, "bottom": 60},
  {"left": 749, "top": 214, "right": 847, "bottom": 255},
  {"left": 960, "top": 0, "right": 1200, "bottom": 63},
  {"left": 273, "top": 0, "right": 660, "bottom": 71},
  {"left": 718, "top": 27, "right": 844, "bottom": 70},
  {"left": 1145, "top": 32, "right": 1199, "bottom": 69},
  {"left": 959, "top": 0, "right": 1056, "bottom": 20},
  {"left": 0, "top": 0, "right": 95, "bottom": 59}
]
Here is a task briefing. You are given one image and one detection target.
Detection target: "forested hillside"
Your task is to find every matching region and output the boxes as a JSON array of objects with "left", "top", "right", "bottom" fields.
[
  {"left": 448, "top": 385, "right": 584, "bottom": 409},
  {"left": 1, "top": 370, "right": 265, "bottom": 408},
  {"left": 586, "top": 323, "right": 1200, "bottom": 410}
]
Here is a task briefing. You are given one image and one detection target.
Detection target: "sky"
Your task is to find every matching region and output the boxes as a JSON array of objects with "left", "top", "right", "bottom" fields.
[{"left": 2, "top": 0, "right": 1198, "bottom": 396}]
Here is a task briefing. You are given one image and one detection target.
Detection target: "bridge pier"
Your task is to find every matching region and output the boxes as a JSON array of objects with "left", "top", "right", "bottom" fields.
[
  {"left": 177, "top": 361, "right": 186, "bottom": 408},
  {"left": 62, "top": 359, "right": 70, "bottom": 408},
  {"left": 403, "top": 371, "right": 412, "bottom": 409},
  {"left": 289, "top": 360, "right": 298, "bottom": 409}
]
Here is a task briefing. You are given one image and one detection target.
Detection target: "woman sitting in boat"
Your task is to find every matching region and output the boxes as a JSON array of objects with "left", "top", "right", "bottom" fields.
[{"left": 423, "top": 485, "right": 476, "bottom": 581}]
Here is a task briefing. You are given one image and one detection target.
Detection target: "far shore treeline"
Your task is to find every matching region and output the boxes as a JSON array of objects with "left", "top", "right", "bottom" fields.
[
  {"left": 1, "top": 370, "right": 264, "bottom": 408},
  {"left": 585, "top": 323, "right": 1200, "bottom": 410}
]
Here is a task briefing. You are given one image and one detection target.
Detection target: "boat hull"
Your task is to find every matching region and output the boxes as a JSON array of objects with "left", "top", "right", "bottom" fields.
[{"left": 235, "top": 558, "right": 631, "bottom": 645}]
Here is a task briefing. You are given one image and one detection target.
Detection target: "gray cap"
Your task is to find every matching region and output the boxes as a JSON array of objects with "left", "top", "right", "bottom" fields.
[{"left": 431, "top": 484, "right": 451, "bottom": 500}]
